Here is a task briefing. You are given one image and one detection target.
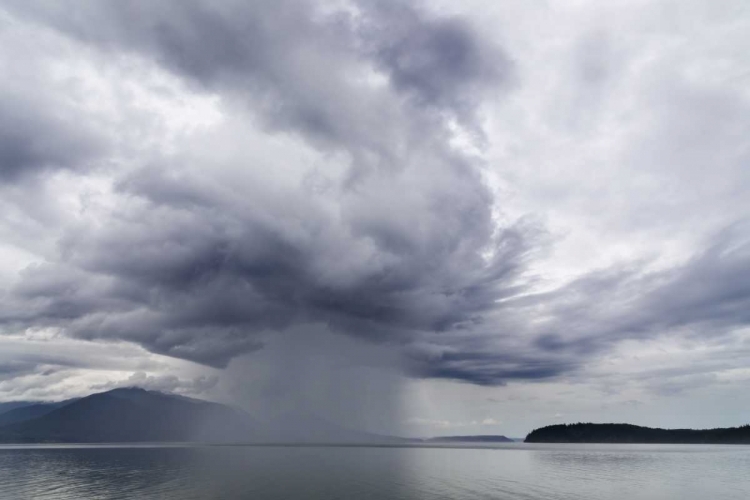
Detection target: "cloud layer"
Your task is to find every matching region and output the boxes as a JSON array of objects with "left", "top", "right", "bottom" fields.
[{"left": 1, "top": 0, "right": 749, "bottom": 402}]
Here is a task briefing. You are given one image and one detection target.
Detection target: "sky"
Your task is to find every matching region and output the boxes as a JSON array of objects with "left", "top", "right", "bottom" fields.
[{"left": 0, "top": 0, "right": 749, "bottom": 438}]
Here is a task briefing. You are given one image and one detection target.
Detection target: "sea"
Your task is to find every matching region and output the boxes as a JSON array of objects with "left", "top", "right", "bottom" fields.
[{"left": 0, "top": 443, "right": 748, "bottom": 499}]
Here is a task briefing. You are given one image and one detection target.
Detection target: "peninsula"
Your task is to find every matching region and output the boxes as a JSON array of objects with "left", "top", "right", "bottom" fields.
[{"left": 425, "top": 435, "right": 514, "bottom": 443}]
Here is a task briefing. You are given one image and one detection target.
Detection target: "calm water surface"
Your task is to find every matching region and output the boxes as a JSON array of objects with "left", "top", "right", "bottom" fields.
[{"left": 0, "top": 443, "right": 748, "bottom": 499}]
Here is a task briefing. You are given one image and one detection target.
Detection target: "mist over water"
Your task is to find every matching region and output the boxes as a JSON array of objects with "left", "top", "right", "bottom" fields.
[
  {"left": 220, "top": 325, "right": 407, "bottom": 440},
  {"left": 1, "top": 444, "right": 749, "bottom": 500}
]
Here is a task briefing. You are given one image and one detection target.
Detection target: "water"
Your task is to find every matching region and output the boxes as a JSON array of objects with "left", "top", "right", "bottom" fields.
[{"left": 0, "top": 443, "right": 748, "bottom": 499}]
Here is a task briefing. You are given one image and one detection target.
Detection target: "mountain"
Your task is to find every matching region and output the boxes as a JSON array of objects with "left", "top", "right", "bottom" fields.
[
  {"left": 0, "top": 402, "right": 37, "bottom": 414},
  {"left": 525, "top": 423, "right": 750, "bottom": 444},
  {"left": 425, "top": 435, "right": 514, "bottom": 443},
  {"left": 0, "top": 401, "right": 74, "bottom": 427},
  {"left": 0, "top": 388, "right": 257, "bottom": 444},
  {"left": 0, "top": 388, "right": 403, "bottom": 444}
]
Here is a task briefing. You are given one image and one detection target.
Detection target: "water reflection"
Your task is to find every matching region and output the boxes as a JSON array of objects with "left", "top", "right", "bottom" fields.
[
  {"left": 0, "top": 447, "right": 201, "bottom": 500},
  {"left": 0, "top": 444, "right": 749, "bottom": 500},
  {"left": 0, "top": 446, "right": 415, "bottom": 500},
  {"left": 528, "top": 444, "right": 750, "bottom": 500}
]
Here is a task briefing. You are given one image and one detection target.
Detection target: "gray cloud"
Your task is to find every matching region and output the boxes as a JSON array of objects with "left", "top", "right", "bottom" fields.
[
  {"left": 0, "top": 14, "right": 107, "bottom": 184},
  {"left": 516, "top": 223, "right": 750, "bottom": 358},
  {"left": 5, "top": 0, "right": 511, "bottom": 156},
  {"left": 407, "top": 348, "right": 576, "bottom": 386},
  {"left": 91, "top": 371, "right": 219, "bottom": 396},
  {"left": 1, "top": 0, "right": 749, "bottom": 394},
  {"left": 0, "top": 0, "right": 533, "bottom": 378},
  {"left": 0, "top": 361, "right": 38, "bottom": 380},
  {"left": 363, "top": 1, "right": 511, "bottom": 121},
  {"left": 0, "top": 98, "right": 102, "bottom": 182},
  {"left": 395, "top": 221, "right": 750, "bottom": 386},
  {"left": 2, "top": 163, "right": 537, "bottom": 368}
]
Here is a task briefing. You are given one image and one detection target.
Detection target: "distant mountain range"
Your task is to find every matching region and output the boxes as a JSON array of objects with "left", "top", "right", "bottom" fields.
[
  {"left": 0, "top": 388, "right": 400, "bottom": 444},
  {"left": 0, "top": 388, "right": 256, "bottom": 444},
  {"left": 0, "top": 400, "right": 75, "bottom": 427},
  {"left": 0, "top": 401, "right": 42, "bottom": 414},
  {"left": 12, "top": 391, "right": 746, "bottom": 446},
  {"left": 525, "top": 423, "right": 750, "bottom": 444},
  {"left": 0, "top": 387, "right": 520, "bottom": 444}
]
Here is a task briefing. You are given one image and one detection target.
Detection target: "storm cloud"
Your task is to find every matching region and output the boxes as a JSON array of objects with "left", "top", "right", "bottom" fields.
[
  {"left": 0, "top": 0, "right": 532, "bottom": 375},
  {"left": 1, "top": 0, "right": 749, "bottom": 404}
]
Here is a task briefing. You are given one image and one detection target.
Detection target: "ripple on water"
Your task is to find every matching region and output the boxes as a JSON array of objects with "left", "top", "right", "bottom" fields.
[{"left": 0, "top": 444, "right": 749, "bottom": 500}]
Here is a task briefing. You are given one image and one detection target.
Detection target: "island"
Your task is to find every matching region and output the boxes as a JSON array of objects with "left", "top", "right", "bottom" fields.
[
  {"left": 425, "top": 435, "right": 514, "bottom": 443},
  {"left": 525, "top": 423, "right": 750, "bottom": 444}
]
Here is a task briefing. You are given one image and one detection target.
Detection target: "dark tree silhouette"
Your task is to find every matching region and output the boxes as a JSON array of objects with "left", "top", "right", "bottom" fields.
[{"left": 525, "top": 423, "right": 750, "bottom": 444}]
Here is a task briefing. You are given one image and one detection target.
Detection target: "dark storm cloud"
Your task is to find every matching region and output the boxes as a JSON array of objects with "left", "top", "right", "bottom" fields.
[
  {"left": 2, "top": 0, "right": 749, "bottom": 388},
  {"left": 1, "top": 169, "right": 539, "bottom": 368},
  {"left": 5, "top": 0, "right": 510, "bottom": 152},
  {"left": 0, "top": 94, "right": 103, "bottom": 182},
  {"left": 362, "top": 1, "right": 511, "bottom": 119},
  {"left": 407, "top": 348, "right": 576, "bottom": 386},
  {"left": 0, "top": 0, "right": 530, "bottom": 376},
  {"left": 393, "top": 222, "right": 750, "bottom": 385},
  {"left": 8, "top": 0, "right": 355, "bottom": 147}
]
